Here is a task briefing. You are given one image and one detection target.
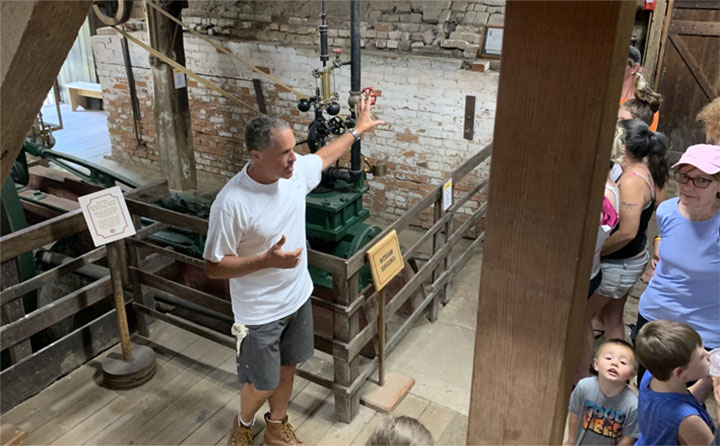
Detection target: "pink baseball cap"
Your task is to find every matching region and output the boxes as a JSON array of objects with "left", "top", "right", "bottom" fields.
[{"left": 672, "top": 144, "right": 720, "bottom": 175}]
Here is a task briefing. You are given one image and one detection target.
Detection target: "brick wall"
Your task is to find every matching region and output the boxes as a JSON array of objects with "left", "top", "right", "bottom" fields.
[
  {"left": 93, "top": 2, "right": 499, "bottom": 227},
  {"left": 184, "top": 0, "right": 505, "bottom": 58}
]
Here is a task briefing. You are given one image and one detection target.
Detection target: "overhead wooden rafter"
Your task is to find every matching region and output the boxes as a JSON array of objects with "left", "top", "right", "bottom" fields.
[{"left": 1, "top": 1, "right": 93, "bottom": 185}]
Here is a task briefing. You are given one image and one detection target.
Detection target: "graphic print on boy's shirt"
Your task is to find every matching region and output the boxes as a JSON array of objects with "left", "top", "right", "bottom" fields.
[{"left": 582, "top": 401, "right": 626, "bottom": 439}]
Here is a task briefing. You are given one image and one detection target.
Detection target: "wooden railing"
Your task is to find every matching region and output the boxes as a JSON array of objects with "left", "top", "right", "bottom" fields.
[
  {"left": 0, "top": 180, "right": 169, "bottom": 411},
  {"left": 0, "top": 144, "right": 491, "bottom": 420}
]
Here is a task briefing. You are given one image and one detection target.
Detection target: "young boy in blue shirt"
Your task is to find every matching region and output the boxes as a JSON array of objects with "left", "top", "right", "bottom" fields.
[{"left": 635, "top": 320, "right": 716, "bottom": 445}]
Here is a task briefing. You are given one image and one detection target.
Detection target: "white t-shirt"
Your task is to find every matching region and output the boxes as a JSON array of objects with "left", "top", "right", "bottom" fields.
[{"left": 203, "top": 154, "right": 322, "bottom": 325}]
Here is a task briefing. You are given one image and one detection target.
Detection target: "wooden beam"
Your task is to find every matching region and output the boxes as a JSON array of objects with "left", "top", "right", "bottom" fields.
[
  {"left": 146, "top": 1, "right": 197, "bottom": 192},
  {"left": 467, "top": 2, "right": 635, "bottom": 444},
  {"left": 653, "top": 0, "right": 675, "bottom": 91},
  {"left": 643, "top": 0, "right": 669, "bottom": 87},
  {"left": 0, "top": 180, "right": 169, "bottom": 263},
  {"left": 0, "top": 0, "right": 93, "bottom": 185}
]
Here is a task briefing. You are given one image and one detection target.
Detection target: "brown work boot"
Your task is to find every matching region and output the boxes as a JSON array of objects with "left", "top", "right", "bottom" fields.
[
  {"left": 228, "top": 415, "right": 253, "bottom": 446},
  {"left": 263, "top": 412, "right": 305, "bottom": 446}
]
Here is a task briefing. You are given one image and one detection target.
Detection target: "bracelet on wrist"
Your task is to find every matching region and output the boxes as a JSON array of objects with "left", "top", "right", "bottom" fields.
[{"left": 348, "top": 128, "right": 361, "bottom": 142}]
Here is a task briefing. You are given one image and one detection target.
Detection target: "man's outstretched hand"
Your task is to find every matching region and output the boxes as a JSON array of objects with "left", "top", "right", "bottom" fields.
[
  {"left": 354, "top": 94, "right": 385, "bottom": 134},
  {"left": 265, "top": 235, "right": 302, "bottom": 269}
]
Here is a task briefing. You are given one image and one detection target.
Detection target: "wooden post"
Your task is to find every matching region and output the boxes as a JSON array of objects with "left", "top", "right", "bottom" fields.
[
  {"left": 106, "top": 241, "right": 133, "bottom": 361},
  {"left": 467, "top": 2, "right": 635, "bottom": 444},
  {"left": 128, "top": 215, "right": 154, "bottom": 337},
  {"left": 377, "top": 288, "right": 386, "bottom": 386},
  {"left": 643, "top": 0, "right": 669, "bottom": 87},
  {"left": 333, "top": 273, "right": 360, "bottom": 423},
  {"left": 146, "top": 0, "right": 197, "bottom": 192},
  {"left": 429, "top": 200, "right": 442, "bottom": 321}
]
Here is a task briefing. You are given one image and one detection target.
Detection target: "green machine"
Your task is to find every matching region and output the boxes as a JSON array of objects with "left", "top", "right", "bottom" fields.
[{"left": 299, "top": 0, "right": 383, "bottom": 291}]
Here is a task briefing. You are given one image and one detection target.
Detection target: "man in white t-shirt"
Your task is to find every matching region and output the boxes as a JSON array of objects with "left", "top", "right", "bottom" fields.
[{"left": 204, "top": 96, "right": 383, "bottom": 446}]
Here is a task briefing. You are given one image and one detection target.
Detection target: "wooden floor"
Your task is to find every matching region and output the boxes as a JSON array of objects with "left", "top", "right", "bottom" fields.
[
  {"left": 40, "top": 103, "right": 111, "bottom": 163},
  {"left": 1, "top": 320, "right": 468, "bottom": 446}
]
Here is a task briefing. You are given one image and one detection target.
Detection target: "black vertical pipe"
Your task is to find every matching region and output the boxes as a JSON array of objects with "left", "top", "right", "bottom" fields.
[
  {"left": 350, "top": 0, "right": 361, "bottom": 93},
  {"left": 319, "top": 0, "right": 328, "bottom": 66},
  {"left": 350, "top": 0, "right": 361, "bottom": 177}
]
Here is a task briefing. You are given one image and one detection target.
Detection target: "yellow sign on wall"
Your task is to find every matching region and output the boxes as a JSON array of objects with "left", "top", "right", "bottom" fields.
[{"left": 366, "top": 229, "right": 404, "bottom": 291}]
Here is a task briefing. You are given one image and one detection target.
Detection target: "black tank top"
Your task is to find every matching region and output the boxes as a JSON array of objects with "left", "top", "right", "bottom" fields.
[{"left": 604, "top": 172, "right": 655, "bottom": 260}]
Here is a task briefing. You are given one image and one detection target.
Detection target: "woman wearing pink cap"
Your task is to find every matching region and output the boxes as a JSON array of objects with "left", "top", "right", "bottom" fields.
[{"left": 634, "top": 144, "right": 720, "bottom": 374}]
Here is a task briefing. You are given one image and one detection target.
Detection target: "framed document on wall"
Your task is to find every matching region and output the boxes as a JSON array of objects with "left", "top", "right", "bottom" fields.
[{"left": 480, "top": 25, "right": 504, "bottom": 59}]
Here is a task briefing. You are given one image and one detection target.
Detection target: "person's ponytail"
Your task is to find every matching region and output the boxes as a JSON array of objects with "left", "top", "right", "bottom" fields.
[
  {"left": 646, "top": 131, "right": 669, "bottom": 190},
  {"left": 619, "top": 119, "right": 669, "bottom": 190}
]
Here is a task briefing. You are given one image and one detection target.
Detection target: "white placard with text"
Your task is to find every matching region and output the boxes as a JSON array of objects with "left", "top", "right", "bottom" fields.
[
  {"left": 78, "top": 186, "right": 136, "bottom": 247},
  {"left": 173, "top": 69, "right": 187, "bottom": 89},
  {"left": 442, "top": 179, "right": 453, "bottom": 211}
]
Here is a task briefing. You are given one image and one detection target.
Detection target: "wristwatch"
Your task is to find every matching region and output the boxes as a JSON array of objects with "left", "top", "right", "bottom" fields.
[{"left": 348, "top": 128, "right": 361, "bottom": 142}]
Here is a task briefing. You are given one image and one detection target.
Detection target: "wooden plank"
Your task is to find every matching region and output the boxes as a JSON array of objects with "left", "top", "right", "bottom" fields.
[
  {"left": 133, "top": 302, "right": 235, "bottom": 349},
  {"left": 0, "top": 180, "right": 169, "bottom": 263},
  {"left": 182, "top": 366, "right": 314, "bottom": 446},
  {"left": 644, "top": 0, "right": 669, "bottom": 117},
  {"left": 125, "top": 198, "right": 209, "bottom": 235},
  {"left": 669, "top": 33, "right": 718, "bottom": 100},
  {"left": 127, "top": 237, "right": 204, "bottom": 268},
  {"left": 467, "top": 2, "right": 635, "bottom": 444},
  {"left": 0, "top": 246, "right": 106, "bottom": 305},
  {"left": 0, "top": 424, "right": 27, "bottom": 446},
  {"left": 0, "top": 277, "right": 112, "bottom": 350},
  {"left": 129, "top": 348, "right": 235, "bottom": 445},
  {"left": 253, "top": 79, "right": 267, "bottom": 114},
  {"left": 0, "top": 306, "right": 128, "bottom": 413},
  {"left": 654, "top": 0, "right": 676, "bottom": 91},
  {"left": 42, "top": 338, "right": 196, "bottom": 446},
  {"left": 463, "top": 95, "right": 476, "bottom": 140},
  {"left": 669, "top": 19, "right": 720, "bottom": 35},
  {"left": 87, "top": 337, "right": 228, "bottom": 446},
  {"left": 308, "top": 249, "right": 346, "bottom": 276},
  {"left": 417, "top": 403, "right": 459, "bottom": 443},
  {"left": 131, "top": 267, "right": 232, "bottom": 316}
]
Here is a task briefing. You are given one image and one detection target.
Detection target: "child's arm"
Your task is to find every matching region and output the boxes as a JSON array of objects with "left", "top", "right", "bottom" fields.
[
  {"left": 677, "top": 415, "right": 713, "bottom": 445},
  {"left": 564, "top": 413, "right": 579, "bottom": 446},
  {"left": 617, "top": 437, "right": 636, "bottom": 446}
]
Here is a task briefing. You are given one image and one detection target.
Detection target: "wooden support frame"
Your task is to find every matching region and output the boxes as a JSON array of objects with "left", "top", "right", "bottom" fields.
[{"left": 467, "top": 2, "right": 635, "bottom": 444}]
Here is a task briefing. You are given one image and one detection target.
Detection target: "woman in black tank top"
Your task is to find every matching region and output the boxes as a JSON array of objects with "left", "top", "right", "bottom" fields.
[
  {"left": 592, "top": 120, "right": 669, "bottom": 347},
  {"left": 576, "top": 121, "right": 670, "bottom": 383}
]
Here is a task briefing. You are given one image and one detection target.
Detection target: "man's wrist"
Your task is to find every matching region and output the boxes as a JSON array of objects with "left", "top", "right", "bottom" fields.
[{"left": 348, "top": 128, "right": 361, "bottom": 142}]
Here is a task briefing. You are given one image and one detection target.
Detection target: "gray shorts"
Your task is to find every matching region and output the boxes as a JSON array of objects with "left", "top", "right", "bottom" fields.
[
  {"left": 596, "top": 251, "right": 649, "bottom": 299},
  {"left": 236, "top": 299, "right": 314, "bottom": 391}
]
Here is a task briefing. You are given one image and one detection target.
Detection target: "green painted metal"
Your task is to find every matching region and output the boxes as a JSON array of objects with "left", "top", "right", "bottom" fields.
[
  {"left": 0, "top": 177, "right": 37, "bottom": 313},
  {"left": 23, "top": 139, "right": 139, "bottom": 189},
  {"left": 306, "top": 175, "right": 381, "bottom": 290}
]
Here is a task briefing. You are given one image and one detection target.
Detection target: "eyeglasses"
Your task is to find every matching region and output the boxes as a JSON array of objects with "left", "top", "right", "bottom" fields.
[{"left": 674, "top": 171, "right": 715, "bottom": 189}]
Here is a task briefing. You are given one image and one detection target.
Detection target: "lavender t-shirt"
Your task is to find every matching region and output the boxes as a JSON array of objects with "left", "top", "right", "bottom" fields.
[{"left": 638, "top": 197, "right": 720, "bottom": 348}]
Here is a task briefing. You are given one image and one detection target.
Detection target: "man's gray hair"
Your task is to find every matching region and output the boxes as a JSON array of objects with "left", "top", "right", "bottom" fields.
[{"left": 244, "top": 115, "right": 290, "bottom": 152}]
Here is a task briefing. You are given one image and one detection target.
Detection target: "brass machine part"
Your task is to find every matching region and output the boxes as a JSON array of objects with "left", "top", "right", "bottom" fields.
[
  {"left": 362, "top": 155, "right": 387, "bottom": 177},
  {"left": 313, "top": 66, "right": 338, "bottom": 106}
]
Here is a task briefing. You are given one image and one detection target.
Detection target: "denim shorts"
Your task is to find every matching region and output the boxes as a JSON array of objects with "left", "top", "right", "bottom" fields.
[
  {"left": 236, "top": 299, "right": 314, "bottom": 391},
  {"left": 596, "top": 251, "right": 649, "bottom": 299}
]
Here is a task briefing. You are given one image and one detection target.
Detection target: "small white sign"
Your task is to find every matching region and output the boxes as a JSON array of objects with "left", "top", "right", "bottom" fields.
[
  {"left": 78, "top": 186, "right": 136, "bottom": 247},
  {"left": 442, "top": 179, "right": 453, "bottom": 211},
  {"left": 484, "top": 27, "right": 503, "bottom": 56},
  {"left": 173, "top": 69, "right": 187, "bottom": 89}
]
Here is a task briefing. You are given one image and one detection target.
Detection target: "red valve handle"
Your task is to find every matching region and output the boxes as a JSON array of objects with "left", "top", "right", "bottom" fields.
[
  {"left": 333, "top": 48, "right": 343, "bottom": 54},
  {"left": 362, "top": 87, "right": 377, "bottom": 105}
]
